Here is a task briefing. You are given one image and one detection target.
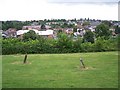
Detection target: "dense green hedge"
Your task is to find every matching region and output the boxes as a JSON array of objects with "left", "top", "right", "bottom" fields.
[{"left": 2, "top": 35, "right": 118, "bottom": 55}]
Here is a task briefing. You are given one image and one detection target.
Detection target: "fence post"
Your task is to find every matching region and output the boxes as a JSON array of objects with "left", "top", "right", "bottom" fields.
[
  {"left": 80, "top": 58, "right": 85, "bottom": 68},
  {"left": 23, "top": 54, "right": 27, "bottom": 64}
]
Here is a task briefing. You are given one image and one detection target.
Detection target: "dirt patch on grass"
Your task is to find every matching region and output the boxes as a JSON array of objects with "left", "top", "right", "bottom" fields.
[
  {"left": 11, "top": 61, "right": 31, "bottom": 65},
  {"left": 75, "top": 66, "right": 96, "bottom": 71},
  {"left": 80, "top": 66, "right": 95, "bottom": 70}
]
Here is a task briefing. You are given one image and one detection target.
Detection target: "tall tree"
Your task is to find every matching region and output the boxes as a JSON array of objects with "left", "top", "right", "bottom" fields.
[
  {"left": 23, "top": 30, "right": 38, "bottom": 41},
  {"left": 102, "top": 20, "right": 112, "bottom": 27},
  {"left": 73, "top": 26, "right": 77, "bottom": 32},
  {"left": 83, "top": 30, "right": 94, "bottom": 43},
  {"left": 41, "top": 24, "right": 46, "bottom": 30},
  {"left": 95, "top": 23, "right": 111, "bottom": 39},
  {"left": 57, "top": 33, "right": 72, "bottom": 49}
]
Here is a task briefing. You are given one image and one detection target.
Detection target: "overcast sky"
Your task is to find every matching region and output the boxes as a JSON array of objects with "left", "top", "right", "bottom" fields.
[{"left": 0, "top": 0, "right": 119, "bottom": 21}]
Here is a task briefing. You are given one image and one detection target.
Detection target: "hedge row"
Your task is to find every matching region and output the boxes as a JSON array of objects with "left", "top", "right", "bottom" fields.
[{"left": 2, "top": 36, "right": 118, "bottom": 55}]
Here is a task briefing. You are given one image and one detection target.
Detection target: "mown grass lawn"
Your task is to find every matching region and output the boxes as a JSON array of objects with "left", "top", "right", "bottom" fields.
[{"left": 2, "top": 52, "right": 118, "bottom": 88}]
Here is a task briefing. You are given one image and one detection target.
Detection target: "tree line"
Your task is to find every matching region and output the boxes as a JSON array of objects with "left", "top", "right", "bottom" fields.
[
  {"left": 2, "top": 21, "right": 120, "bottom": 55},
  {"left": 2, "top": 31, "right": 118, "bottom": 55}
]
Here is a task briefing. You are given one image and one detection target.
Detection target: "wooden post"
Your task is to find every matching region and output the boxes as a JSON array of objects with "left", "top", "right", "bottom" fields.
[
  {"left": 23, "top": 54, "right": 27, "bottom": 64},
  {"left": 80, "top": 58, "right": 85, "bottom": 68}
]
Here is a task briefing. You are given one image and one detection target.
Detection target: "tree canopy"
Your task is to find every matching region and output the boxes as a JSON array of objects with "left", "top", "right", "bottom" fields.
[
  {"left": 23, "top": 30, "right": 38, "bottom": 41},
  {"left": 83, "top": 30, "right": 94, "bottom": 43},
  {"left": 95, "top": 23, "right": 111, "bottom": 39}
]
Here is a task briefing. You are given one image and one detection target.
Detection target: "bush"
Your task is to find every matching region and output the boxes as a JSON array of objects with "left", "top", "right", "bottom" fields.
[
  {"left": 94, "top": 37, "right": 105, "bottom": 52},
  {"left": 2, "top": 35, "right": 118, "bottom": 55},
  {"left": 81, "top": 42, "right": 94, "bottom": 52}
]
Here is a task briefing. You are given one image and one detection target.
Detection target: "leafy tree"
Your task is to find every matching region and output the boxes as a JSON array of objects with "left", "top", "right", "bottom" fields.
[
  {"left": 61, "top": 23, "right": 68, "bottom": 28},
  {"left": 2, "top": 21, "right": 31, "bottom": 31},
  {"left": 68, "top": 24, "right": 74, "bottom": 28},
  {"left": 83, "top": 30, "right": 94, "bottom": 43},
  {"left": 102, "top": 20, "right": 112, "bottom": 27},
  {"left": 83, "top": 21, "right": 90, "bottom": 26},
  {"left": 58, "top": 30, "right": 63, "bottom": 33},
  {"left": 73, "top": 26, "right": 77, "bottom": 32},
  {"left": 57, "top": 33, "right": 73, "bottom": 49},
  {"left": 41, "top": 24, "right": 46, "bottom": 30},
  {"left": 73, "top": 37, "right": 83, "bottom": 52},
  {"left": 23, "top": 30, "right": 38, "bottom": 41},
  {"left": 95, "top": 23, "right": 111, "bottom": 39},
  {"left": 94, "top": 37, "right": 105, "bottom": 52}
]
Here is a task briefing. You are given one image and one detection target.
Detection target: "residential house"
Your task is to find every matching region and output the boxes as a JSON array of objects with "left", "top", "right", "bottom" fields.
[
  {"left": 22, "top": 25, "right": 41, "bottom": 30},
  {"left": 90, "top": 21, "right": 101, "bottom": 28},
  {"left": 17, "top": 29, "right": 54, "bottom": 39},
  {"left": 65, "top": 28, "right": 73, "bottom": 35},
  {"left": 0, "top": 30, "right": 6, "bottom": 38},
  {"left": 77, "top": 24, "right": 83, "bottom": 29},
  {"left": 46, "top": 22, "right": 51, "bottom": 25},
  {"left": 22, "top": 25, "right": 51, "bottom": 31},
  {"left": 109, "top": 28, "right": 116, "bottom": 36},
  {"left": 53, "top": 27, "right": 65, "bottom": 32},
  {"left": 45, "top": 25, "right": 52, "bottom": 30},
  {"left": 38, "top": 29, "right": 54, "bottom": 38},
  {"left": 31, "top": 22, "right": 39, "bottom": 26},
  {"left": 5, "top": 28, "right": 17, "bottom": 38},
  {"left": 89, "top": 27, "right": 95, "bottom": 32},
  {"left": 67, "top": 21, "right": 76, "bottom": 25},
  {"left": 74, "top": 28, "right": 85, "bottom": 38},
  {"left": 1, "top": 30, "right": 8, "bottom": 38},
  {"left": 84, "top": 26, "right": 95, "bottom": 32},
  {"left": 17, "top": 30, "right": 29, "bottom": 39}
]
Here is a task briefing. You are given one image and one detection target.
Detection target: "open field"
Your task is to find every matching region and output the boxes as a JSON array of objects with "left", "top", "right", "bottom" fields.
[{"left": 2, "top": 52, "right": 118, "bottom": 88}]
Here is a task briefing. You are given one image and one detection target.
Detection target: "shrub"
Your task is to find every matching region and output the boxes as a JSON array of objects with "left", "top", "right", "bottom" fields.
[
  {"left": 81, "top": 42, "right": 94, "bottom": 52},
  {"left": 2, "top": 35, "right": 118, "bottom": 55}
]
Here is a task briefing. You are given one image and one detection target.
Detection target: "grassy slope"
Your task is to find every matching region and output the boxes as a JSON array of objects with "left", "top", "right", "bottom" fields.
[{"left": 2, "top": 52, "right": 118, "bottom": 88}]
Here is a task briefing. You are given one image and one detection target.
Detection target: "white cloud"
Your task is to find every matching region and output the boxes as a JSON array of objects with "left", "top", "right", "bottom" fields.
[
  {"left": 0, "top": 0, "right": 118, "bottom": 21},
  {"left": 47, "top": 0, "right": 119, "bottom": 3}
]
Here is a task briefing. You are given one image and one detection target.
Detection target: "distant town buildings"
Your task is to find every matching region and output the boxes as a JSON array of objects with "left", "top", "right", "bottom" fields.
[
  {"left": 1, "top": 18, "right": 120, "bottom": 39},
  {"left": 22, "top": 26, "right": 41, "bottom": 30}
]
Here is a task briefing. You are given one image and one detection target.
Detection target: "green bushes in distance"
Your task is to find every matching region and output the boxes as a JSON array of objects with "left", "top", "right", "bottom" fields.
[{"left": 2, "top": 33, "right": 118, "bottom": 55}]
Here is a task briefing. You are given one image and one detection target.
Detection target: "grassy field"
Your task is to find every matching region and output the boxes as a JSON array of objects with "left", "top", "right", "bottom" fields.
[{"left": 2, "top": 52, "right": 118, "bottom": 88}]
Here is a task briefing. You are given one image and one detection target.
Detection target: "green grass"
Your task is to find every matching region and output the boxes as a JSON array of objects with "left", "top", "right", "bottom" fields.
[{"left": 2, "top": 52, "right": 118, "bottom": 88}]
